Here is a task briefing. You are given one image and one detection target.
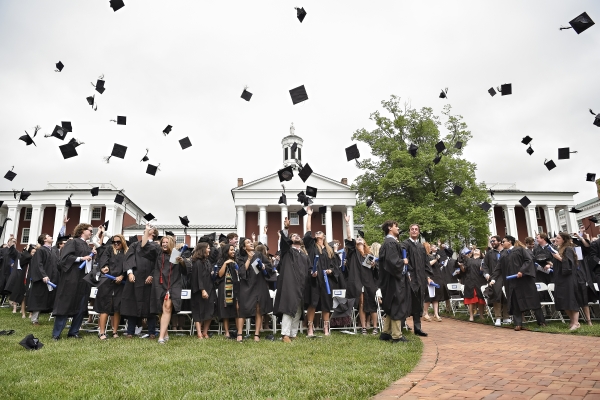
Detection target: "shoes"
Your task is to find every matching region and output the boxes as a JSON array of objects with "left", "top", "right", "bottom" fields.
[
  {"left": 158, "top": 339, "right": 165, "bottom": 345},
  {"left": 423, "top": 315, "right": 432, "bottom": 322},
  {"left": 126, "top": 334, "right": 133, "bottom": 339},
  {"left": 514, "top": 326, "right": 522, "bottom": 331},
  {"left": 379, "top": 332, "right": 392, "bottom": 341},
  {"left": 149, "top": 334, "right": 156, "bottom": 339},
  {"left": 282, "top": 336, "right": 292, "bottom": 343},
  {"left": 434, "top": 316, "right": 442, "bottom": 322},
  {"left": 495, "top": 319, "right": 501, "bottom": 327},
  {"left": 52, "top": 336, "right": 60, "bottom": 341},
  {"left": 503, "top": 319, "right": 512, "bottom": 324},
  {"left": 372, "top": 328, "right": 379, "bottom": 335},
  {"left": 361, "top": 328, "right": 368, "bottom": 335},
  {"left": 265, "top": 334, "right": 275, "bottom": 341},
  {"left": 67, "top": 334, "right": 84, "bottom": 339},
  {"left": 391, "top": 337, "right": 409, "bottom": 343},
  {"left": 569, "top": 323, "right": 580, "bottom": 331},
  {"left": 404, "top": 324, "right": 412, "bottom": 331},
  {"left": 140, "top": 334, "right": 150, "bottom": 339},
  {"left": 414, "top": 328, "right": 428, "bottom": 337}
]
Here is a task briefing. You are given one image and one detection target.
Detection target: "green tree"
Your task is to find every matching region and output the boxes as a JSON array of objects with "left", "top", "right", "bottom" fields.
[{"left": 352, "top": 95, "right": 490, "bottom": 248}]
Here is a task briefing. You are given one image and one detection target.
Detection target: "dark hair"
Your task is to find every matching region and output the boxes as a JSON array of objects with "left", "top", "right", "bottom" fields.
[
  {"left": 192, "top": 242, "right": 209, "bottom": 261},
  {"left": 491, "top": 235, "right": 502, "bottom": 243},
  {"left": 557, "top": 232, "right": 573, "bottom": 256},
  {"left": 503, "top": 235, "right": 515, "bottom": 246},
  {"left": 227, "top": 233, "right": 238, "bottom": 241},
  {"left": 537, "top": 232, "right": 549, "bottom": 244},
  {"left": 73, "top": 223, "right": 92, "bottom": 238},
  {"left": 524, "top": 237, "right": 535, "bottom": 245},
  {"left": 221, "top": 244, "right": 235, "bottom": 261},
  {"left": 37, "top": 233, "right": 49, "bottom": 246},
  {"left": 381, "top": 220, "right": 398, "bottom": 235}
]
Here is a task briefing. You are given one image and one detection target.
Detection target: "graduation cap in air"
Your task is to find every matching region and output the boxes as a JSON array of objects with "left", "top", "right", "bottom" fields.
[
  {"left": 92, "top": 76, "right": 105, "bottom": 94},
  {"left": 110, "top": 116, "right": 126, "bottom": 125},
  {"left": 357, "top": 230, "right": 365, "bottom": 238},
  {"left": 109, "top": 0, "right": 125, "bottom": 12},
  {"left": 544, "top": 159, "right": 556, "bottom": 171},
  {"left": 298, "top": 163, "right": 313, "bottom": 182},
  {"left": 454, "top": 141, "right": 463, "bottom": 150},
  {"left": 488, "top": 87, "right": 496, "bottom": 97},
  {"left": 318, "top": 206, "right": 327, "bottom": 214},
  {"left": 589, "top": 109, "right": 600, "bottom": 127},
  {"left": 558, "top": 147, "right": 577, "bottom": 160},
  {"left": 179, "top": 216, "right": 190, "bottom": 227},
  {"left": 102, "top": 220, "right": 110, "bottom": 230},
  {"left": 345, "top": 144, "right": 360, "bottom": 167},
  {"left": 143, "top": 213, "right": 155, "bottom": 222},
  {"left": 45, "top": 125, "right": 67, "bottom": 140},
  {"left": 277, "top": 166, "right": 294, "bottom": 182},
  {"left": 297, "top": 207, "right": 307, "bottom": 218},
  {"left": 114, "top": 191, "right": 125, "bottom": 205},
  {"left": 61, "top": 121, "right": 72, "bottom": 133},
  {"left": 241, "top": 87, "right": 252, "bottom": 101},
  {"left": 433, "top": 154, "right": 442, "bottom": 165},
  {"left": 519, "top": 196, "right": 531, "bottom": 208},
  {"left": 435, "top": 141, "right": 446, "bottom": 153},
  {"left": 408, "top": 143, "right": 418, "bottom": 157},
  {"left": 139, "top": 148, "right": 150, "bottom": 162},
  {"left": 560, "top": 12, "right": 594, "bottom": 34},
  {"left": 14, "top": 189, "right": 31, "bottom": 202},
  {"left": 570, "top": 207, "right": 582, "bottom": 214},
  {"left": 65, "top": 193, "right": 73, "bottom": 208},
  {"left": 90, "top": 187, "right": 99, "bottom": 197},
  {"left": 479, "top": 201, "right": 492, "bottom": 212},
  {"left": 587, "top": 173, "right": 596, "bottom": 182},
  {"left": 278, "top": 193, "right": 287, "bottom": 205},
  {"left": 289, "top": 85, "right": 308, "bottom": 105},
  {"left": 59, "top": 143, "right": 77, "bottom": 159},
  {"left": 128, "top": 235, "right": 139, "bottom": 245},
  {"left": 4, "top": 167, "right": 16, "bottom": 181},
  {"left": 489, "top": 189, "right": 495, "bottom": 200},
  {"left": 67, "top": 138, "right": 83, "bottom": 148},
  {"left": 19, "top": 126, "right": 40, "bottom": 146},
  {"left": 165, "top": 230, "right": 175, "bottom": 237},
  {"left": 55, "top": 61, "right": 64, "bottom": 72},
  {"left": 588, "top": 216, "right": 599, "bottom": 224},
  {"left": 146, "top": 163, "right": 160, "bottom": 176},
  {"left": 295, "top": 7, "right": 307, "bottom": 22},
  {"left": 19, "top": 334, "right": 43, "bottom": 351},
  {"left": 497, "top": 84, "right": 512, "bottom": 96},
  {"left": 526, "top": 146, "right": 534, "bottom": 156},
  {"left": 104, "top": 143, "right": 127, "bottom": 163},
  {"left": 439, "top": 88, "right": 448, "bottom": 99},
  {"left": 306, "top": 186, "right": 317, "bottom": 198},
  {"left": 179, "top": 137, "right": 192, "bottom": 150},
  {"left": 86, "top": 95, "right": 97, "bottom": 111},
  {"left": 521, "top": 136, "right": 532, "bottom": 145},
  {"left": 366, "top": 198, "right": 374, "bottom": 208},
  {"left": 452, "top": 185, "right": 463, "bottom": 196},
  {"left": 163, "top": 125, "right": 172, "bottom": 136},
  {"left": 218, "top": 233, "right": 227, "bottom": 243}
]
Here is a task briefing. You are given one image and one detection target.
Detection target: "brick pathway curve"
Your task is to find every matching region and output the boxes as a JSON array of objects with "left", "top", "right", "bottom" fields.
[{"left": 374, "top": 317, "right": 600, "bottom": 399}]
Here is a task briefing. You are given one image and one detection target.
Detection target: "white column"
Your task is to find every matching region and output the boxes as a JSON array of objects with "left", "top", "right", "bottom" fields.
[
  {"left": 342, "top": 211, "right": 348, "bottom": 241},
  {"left": 504, "top": 206, "right": 517, "bottom": 237},
  {"left": 105, "top": 205, "right": 118, "bottom": 236},
  {"left": 115, "top": 208, "right": 124, "bottom": 235},
  {"left": 325, "top": 206, "right": 333, "bottom": 242},
  {"left": 488, "top": 206, "right": 497, "bottom": 236},
  {"left": 3, "top": 206, "right": 18, "bottom": 242},
  {"left": 564, "top": 206, "right": 578, "bottom": 234},
  {"left": 303, "top": 213, "right": 308, "bottom": 234},
  {"left": 79, "top": 204, "right": 91, "bottom": 224},
  {"left": 53, "top": 206, "right": 66, "bottom": 239},
  {"left": 346, "top": 206, "right": 354, "bottom": 239},
  {"left": 28, "top": 205, "right": 43, "bottom": 244},
  {"left": 258, "top": 206, "right": 267, "bottom": 243},
  {"left": 280, "top": 206, "right": 288, "bottom": 231},
  {"left": 236, "top": 206, "right": 246, "bottom": 238},
  {"left": 526, "top": 206, "right": 538, "bottom": 237},
  {"left": 544, "top": 205, "right": 558, "bottom": 235}
]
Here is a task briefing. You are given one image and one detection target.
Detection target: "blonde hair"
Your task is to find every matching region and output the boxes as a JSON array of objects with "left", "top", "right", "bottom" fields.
[
  {"left": 356, "top": 239, "right": 371, "bottom": 257},
  {"left": 317, "top": 241, "right": 334, "bottom": 258},
  {"left": 370, "top": 242, "right": 381, "bottom": 258},
  {"left": 160, "top": 236, "right": 176, "bottom": 254},
  {"left": 423, "top": 242, "right": 431, "bottom": 255},
  {"left": 112, "top": 234, "right": 129, "bottom": 255}
]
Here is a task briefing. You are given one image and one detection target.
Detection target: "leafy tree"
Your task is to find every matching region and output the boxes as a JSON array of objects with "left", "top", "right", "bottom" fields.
[{"left": 352, "top": 95, "right": 490, "bottom": 248}]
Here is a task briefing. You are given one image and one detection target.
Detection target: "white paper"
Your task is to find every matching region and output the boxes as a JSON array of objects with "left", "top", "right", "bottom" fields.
[
  {"left": 574, "top": 247, "right": 583, "bottom": 261},
  {"left": 362, "top": 254, "right": 375, "bottom": 268},
  {"left": 47, "top": 283, "right": 54, "bottom": 292},
  {"left": 251, "top": 259, "right": 260, "bottom": 275},
  {"left": 170, "top": 248, "right": 182, "bottom": 264},
  {"left": 85, "top": 260, "right": 92, "bottom": 273},
  {"left": 428, "top": 285, "right": 436, "bottom": 298},
  {"left": 17, "top": 259, "right": 22, "bottom": 271}
]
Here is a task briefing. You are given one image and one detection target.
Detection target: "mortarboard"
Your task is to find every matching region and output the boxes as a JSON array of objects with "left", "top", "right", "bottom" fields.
[
  {"left": 59, "top": 143, "right": 78, "bottom": 159},
  {"left": 128, "top": 235, "right": 139, "bottom": 244},
  {"left": 16, "top": 189, "right": 31, "bottom": 202},
  {"left": 295, "top": 7, "right": 307, "bottom": 23},
  {"left": 488, "top": 87, "right": 496, "bottom": 97},
  {"left": 297, "top": 208, "right": 307, "bottom": 218},
  {"left": 55, "top": 61, "right": 64, "bottom": 72},
  {"left": 519, "top": 196, "right": 531, "bottom": 208},
  {"left": 65, "top": 194, "right": 73, "bottom": 208},
  {"left": 452, "top": 185, "right": 463, "bottom": 196},
  {"left": 318, "top": 206, "right": 327, "bottom": 214},
  {"left": 163, "top": 125, "right": 172, "bottom": 136},
  {"left": 61, "top": 121, "right": 72, "bottom": 133},
  {"left": 521, "top": 136, "right": 532, "bottom": 145},
  {"left": 90, "top": 187, "right": 99, "bottom": 196},
  {"left": 433, "top": 155, "right": 442, "bottom": 165},
  {"left": 345, "top": 144, "right": 360, "bottom": 162},
  {"left": 46, "top": 125, "right": 67, "bottom": 140},
  {"left": 589, "top": 216, "right": 599, "bottom": 224},
  {"left": 56, "top": 234, "right": 71, "bottom": 243},
  {"left": 291, "top": 142, "right": 298, "bottom": 153},
  {"left": 289, "top": 85, "right": 308, "bottom": 105},
  {"left": 591, "top": 110, "right": 600, "bottom": 127},
  {"left": 112, "top": 116, "right": 126, "bottom": 125},
  {"left": 526, "top": 146, "right": 534, "bottom": 156},
  {"left": 435, "top": 141, "right": 446, "bottom": 153},
  {"left": 306, "top": 186, "right": 317, "bottom": 198},
  {"left": 298, "top": 163, "right": 313, "bottom": 182},
  {"left": 86, "top": 95, "right": 96, "bottom": 110},
  {"left": 357, "top": 230, "right": 365, "bottom": 238},
  {"left": 558, "top": 147, "right": 577, "bottom": 160},
  {"left": 561, "top": 12, "right": 595, "bottom": 34},
  {"left": 408, "top": 143, "right": 418, "bottom": 157},
  {"left": 439, "top": 88, "right": 448, "bottom": 99},
  {"left": 68, "top": 138, "right": 83, "bottom": 148},
  {"left": 498, "top": 83, "right": 512, "bottom": 96},
  {"left": 278, "top": 166, "right": 294, "bottom": 182},
  {"left": 19, "top": 131, "right": 36, "bottom": 146},
  {"left": 114, "top": 192, "right": 125, "bottom": 204},
  {"left": 586, "top": 173, "right": 596, "bottom": 182},
  {"left": 179, "top": 215, "right": 190, "bottom": 227},
  {"left": 366, "top": 198, "right": 374, "bottom": 208},
  {"left": 102, "top": 221, "right": 109, "bottom": 230},
  {"left": 278, "top": 193, "right": 287, "bottom": 205},
  {"left": 140, "top": 148, "right": 150, "bottom": 162},
  {"left": 179, "top": 137, "right": 192, "bottom": 150},
  {"left": 19, "top": 334, "right": 43, "bottom": 351},
  {"left": 143, "top": 213, "right": 155, "bottom": 222},
  {"left": 165, "top": 230, "right": 175, "bottom": 237},
  {"left": 93, "top": 79, "right": 105, "bottom": 94},
  {"left": 208, "top": 232, "right": 216, "bottom": 242},
  {"left": 146, "top": 163, "right": 160, "bottom": 176},
  {"left": 110, "top": 0, "right": 125, "bottom": 12},
  {"left": 454, "top": 141, "right": 463, "bottom": 150},
  {"left": 479, "top": 202, "right": 492, "bottom": 212},
  {"left": 241, "top": 88, "right": 252, "bottom": 101},
  {"left": 544, "top": 159, "right": 556, "bottom": 171},
  {"left": 570, "top": 207, "right": 582, "bottom": 213},
  {"left": 218, "top": 234, "right": 227, "bottom": 243},
  {"left": 4, "top": 167, "right": 16, "bottom": 181},
  {"left": 105, "top": 143, "right": 127, "bottom": 163}
]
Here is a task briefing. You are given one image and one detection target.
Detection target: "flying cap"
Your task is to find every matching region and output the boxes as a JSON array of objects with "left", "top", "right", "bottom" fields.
[
  {"left": 479, "top": 202, "right": 492, "bottom": 212},
  {"left": 86, "top": 95, "right": 96, "bottom": 110},
  {"left": 439, "top": 88, "right": 448, "bottom": 99},
  {"left": 345, "top": 144, "right": 360, "bottom": 162},
  {"left": 143, "top": 213, "right": 155, "bottom": 221},
  {"left": 591, "top": 109, "right": 600, "bottom": 127},
  {"left": 102, "top": 221, "right": 109, "bottom": 230},
  {"left": 65, "top": 194, "right": 73, "bottom": 208},
  {"left": 561, "top": 12, "right": 595, "bottom": 34},
  {"left": 526, "top": 146, "right": 534, "bottom": 156},
  {"left": 306, "top": 186, "right": 317, "bottom": 198},
  {"left": 558, "top": 147, "right": 577, "bottom": 160},
  {"left": 586, "top": 173, "right": 596, "bottom": 182},
  {"left": 241, "top": 88, "right": 252, "bottom": 101},
  {"left": 521, "top": 136, "right": 532, "bottom": 145},
  {"left": 163, "top": 125, "right": 172, "bottom": 136},
  {"left": 61, "top": 121, "right": 72, "bottom": 133},
  {"left": 109, "top": 0, "right": 125, "bottom": 12},
  {"left": 519, "top": 196, "right": 531, "bottom": 208},
  {"left": 165, "top": 230, "right": 175, "bottom": 237},
  {"left": 366, "top": 199, "right": 374, "bottom": 208},
  {"left": 289, "top": 85, "right": 308, "bottom": 105},
  {"left": 498, "top": 84, "right": 512, "bottom": 96},
  {"left": 146, "top": 164, "right": 160, "bottom": 176},
  {"left": 297, "top": 207, "right": 307, "bottom": 218},
  {"left": 488, "top": 87, "right": 496, "bottom": 97},
  {"left": 318, "top": 206, "right": 327, "bottom": 214},
  {"left": 179, "top": 216, "right": 190, "bottom": 227},
  {"left": 4, "top": 167, "right": 16, "bottom": 181},
  {"left": 94, "top": 79, "right": 105, "bottom": 94},
  {"left": 295, "top": 7, "right": 307, "bottom": 22},
  {"left": 18, "top": 131, "right": 36, "bottom": 147},
  {"left": 277, "top": 166, "right": 294, "bottom": 182},
  {"left": 408, "top": 143, "right": 418, "bottom": 157},
  {"left": 90, "top": 187, "right": 99, "bottom": 196},
  {"left": 278, "top": 193, "right": 287, "bottom": 205},
  {"left": 105, "top": 143, "right": 127, "bottom": 163},
  {"left": 46, "top": 125, "right": 67, "bottom": 140},
  {"left": 68, "top": 138, "right": 83, "bottom": 148},
  {"left": 298, "top": 163, "right": 313, "bottom": 182},
  {"left": 59, "top": 143, "right": 78, "bottom": 159},
  {"left": 113, "top": 116, "right": 126, "bottom": 125},
  {"left": 570, "top": 207, "right": 582, "bottom": 213},
  {"left": 452, "top": 185, "right": 463, "bottom": 196},
  {"left": 179, "top": 137, "right": 192, "bottom": 150},
  {"left": 454, "top": 141, "right": 463, "bottom": 150},
  {"left": 433, "top": 155, "right": 442, "bottom": 165},
  {"left": 544, "top": 159, "right": 556, "bottom": 171},
  {"left": 114, "top": 192, "right": 125, "bottom": 204},
  {"left": 55, "top": 61, "right": 64, "bottom": 72},
  {"left": 16, "top": 189, "right": 32, "bottom": 202},
  {"left": 435, "top": 141, "right": 446, "bottom": 153},
  {"left": 140, "top": 148, "right": 150, "bottom": 162}
]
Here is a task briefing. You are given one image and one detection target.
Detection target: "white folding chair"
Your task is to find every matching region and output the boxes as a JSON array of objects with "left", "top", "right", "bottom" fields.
[
  {"left": 173, "top": 289, "right": 193, "bottom": 335},
  {"left": 84, "top": 287, "right": 100, "bottom": 332},
  {"left": 480, "top": 285, "right": 494, "bottom": 319},
  {"left": 447, "top": 283, "right": 465, "bottom": 315},
  {"left": 375, "top": 289, "right": 385, "bottom": 332},
  {"left": 542, "top": 283, "right": 565, "bottom": 323},
  {"left": 329, "top": 289, "right": 357, "bottom": 334}
]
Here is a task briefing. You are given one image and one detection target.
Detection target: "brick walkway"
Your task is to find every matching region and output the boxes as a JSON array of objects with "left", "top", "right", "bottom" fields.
[{"left": 374, "top": 317, "right": 600, "bottom": 399}]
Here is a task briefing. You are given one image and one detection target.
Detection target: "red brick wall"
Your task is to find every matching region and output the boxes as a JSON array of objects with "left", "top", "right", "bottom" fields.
[
  {"left": 332, "top": 212, "right": 343, "bottom": 243},
  {"left": 494, "top": 207, "right": 506, "bottom": 237},
  {"left": 515, "top": 207, "right": 529, "bottom": 242},
  {"left": 266, "top": 212, "right": 281, "bottom": 252},
  {"left": 64, "top": 207, "right": 81, "bottom": 237},
  {"left": 41, "top": 206, "right": 56, "bottom": 238},
  {"left": 122, "top": 212, "right": 136, "bottom": 230},
  {"left": 582, "top": 216, "right": 600, "bottom": 238},
  {"left": 245, "top": 211, "right": 258, "bottom": 241}
]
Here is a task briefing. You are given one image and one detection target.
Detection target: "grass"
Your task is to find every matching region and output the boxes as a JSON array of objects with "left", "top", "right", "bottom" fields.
[{"left": 0, "top": 307, "right": 422, "bottom": 400}]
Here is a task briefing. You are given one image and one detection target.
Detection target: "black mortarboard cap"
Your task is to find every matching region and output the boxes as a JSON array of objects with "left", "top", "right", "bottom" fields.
[
  {"left": 102, "top": 220, "right": 109, "bottom": 230},
  {"left": 488, "top": 87, "right": 496, "bottom": 97},
  {"left": 110, "top": 0, "right": 125, "bottom": 12},
  {"left": 111, "top": 143, "right": 127, "bottom": 159},
  {"left": 306, "top": 186, "right": 317, "bottom": 198},
  {"left": 19, "top": 334, "right": 43, "bottom": 351},
  {"left": 19, "top": 190, "right": 31, "bottom": 202},
  {"left": 48, "top": 125, "right": 67, "bottom": 140},
  {"left": 592, "top": 110, "right": 600, "bottom": 127},
  {"left": 452, "top": 185, "right": 463, "bottom": 196},
  {"left": 435, "top": 141, "right": 446, "bottom": 153},
  {"left": 439, "top": 88, "right": 448, "bottom": 99},
  {"left": 4, "top": 169, "right": 16, "bottom": 181},
  {"left": 295, "top": 7, "right": 307, "bottom": 23},
  {"left": 544, "top": 159, "right": 556, "bottom": 171},
  {"left": 219, "top": 234, "right": 227, "bottom": 243},
  {"left": 565, "top": 12, "right": 595, "bottom": 34},
  {"left": 114, "top": 193, "right": 124, "bottom": 204},
  {"left": 90, "top": 187, "right": 99, "bottom": 197},
  {"left": 298, "top": 163, "right": 313, "bottom": 182},
  {"left": 86, "top": 95, "right": 95, "bottom": 107},
  {"left": 128, "top": 235, "right": 138, "bottom": 245},
  {"left": 163, "top": 125, "right": 172, "bottom": 135},
  {"left": 116, "top": 116, "right": 126, "bottom": 125},
  {"left": 345, "top": 144, "right": 360, "bottom": 161},
  {"left": 278, "top": 166, "right": 294, "bottom": 182},
  {"left": 143, "top": 213, "right": 155, "bottom": 221},
  {"left": 65, "top": 194, "right": 73, "bottom": 208},
  {"left": 208, "top": 232, "right": 216, "bottom": 242},
  {"left": 570, "top": 207, "right": 582, "bottom": 214},
  {"left": 408, "top": 143, "right": 418, "bottom": 157},
  {"left": 479, "top": 202, "right": 492, "bottom": 212},
  {"left": 558, "top": 147, "right": 577, "bottom": 160},
  {"left": 278, "top": 194, "right": 287, "bottom": 205},
  {"left": 179, "top": 137, "right": 192, "bottom": 150},
  {"left": 291, "top": 142, "right": 298, "bottom": 153},
  {"left": 357, "top": 230, "right": 365, "bottom": 238},
  {"left": 521, "top": 136, "right": 532, "bottom": 145},
  {"left": 19, "top": 132, "right": 36, "bottom": 146},
  {"left": 289, "top": 85, "right": 308, "bottom": 105},
  {"left": 433, "top": 155, "right": 442, "bottom": 165},
  {"left": 241, "top": 89, "right": 252, "bottom": 101},
  {"left": 454, "top": 141, "right": 463, "bottom": 150},
  {"left": 318, "top": 206, "right": 327, "bottom": 214},
  {"left": 165, "top": 231, "right": 174, "bottom": 237},
  {"left": 526, "top": 146, "right": 534, "bottom": 156},
  {"left": 61, "top": 121, "right": 72, "bottom": 133},
  {"left": 519, "top": 196, "right": 531, "bottom": 208},
  {"left": 59, "top": 143, "right": 78, "bottom": 159},
  {"left": 297, "top": 208, "right": 307, "bottom": 218},
  {"left": 499, "top": 84, "right": 512, "bottom": 96},
  {"left": 179, "top": 216, "right": 190, "bottom": 227},
  {"left": 68, "top": 138, "right": 82, "bottom": 148},
  {"left": 95, "top": 79, "right": 105, "bottom": 94},
  {"left": 366, "top": 199, "right": 374, "bottom": 208},
  {"left": 146, "top": 164, "right": 159, "bottom": 176},
  {"left": 586, "top": 173, "right": 596, "bottom": 182},
  {"left": 55, "top": 61, "right": 64, "bottom": 72}
]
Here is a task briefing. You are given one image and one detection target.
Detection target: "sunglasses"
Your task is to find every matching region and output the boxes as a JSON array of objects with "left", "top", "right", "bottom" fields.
[{"left": 113, "top": 241, "right": 122, "bottom": 245}]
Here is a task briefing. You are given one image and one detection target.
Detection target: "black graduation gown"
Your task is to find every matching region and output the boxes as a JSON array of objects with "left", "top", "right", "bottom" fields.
[
  {"left": 579, "top": 244, "right": 599, "bottom": 304},
  {"left": 215, "top": 260, "right": 240, "bottom": 319},
  {"left": 328, "top": 252, "right": 345, "bottom": 291},
  {"left": 7, "top": 251, "right": 31, "bottom": 303},
  {"left": 94, "top": 248, "right": 125, "bottom": 314},
  {"left": 461, "top": 257, "right": 486, "bottom": 300},
  {"left": 378, "top": 236, "right": 411, "bottom": 320},
  {"left": 352, "top": 242, "right": 379, "bottom": 313},
  {"left": 428, "top": 254, "right": 448, "bottom": 302},
  {"left": 482, "top": 249, "right": 503, "bottom": 303},
  {"left": 0, "top": 245, "right": 18, "bottom": 294},
  {"left": 120, "top": 240, "right": 160, "bottom": 318},
  {"left": 27, "top": 246, "right": 58, "bottom": 312},
  {"left": 552, "top": 247, "right": 580, "bottom": 311},
  {"left": 236, "top": 252, "right": 274, "bottom": 319},
  {"left": 144, "top": 248, "right": 187, "bottom": 314},
  {"left": 344, "top": 239, "right": 363, "bottom": 302},
  {"left": 187, "top": 258, "right": 217, "bottom": 321},
  {"left": 401, "top": 239, "right": 434, "bottom": 315},
  {"left": 303, "top": 232, "right": 334, "bottom": 312},
  {"left": 532, "top": 245, "right": 555, "bottom": 285},
  {"left": 441, "top": 258, "right": 460, "bottom": 296},
  {"left": 53, "top": 238, "right": 92, "bottom": 317},
  {"left": 499, "top": 247, "right": 541, "bottom": 312},
  {"left": 273, "top": 231, "right": 308, "bottom": 318}
]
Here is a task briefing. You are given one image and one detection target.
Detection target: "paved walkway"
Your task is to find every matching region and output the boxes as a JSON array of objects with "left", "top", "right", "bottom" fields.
[{"left": 374, "top": 318, "right": 600, "bottom": 400}]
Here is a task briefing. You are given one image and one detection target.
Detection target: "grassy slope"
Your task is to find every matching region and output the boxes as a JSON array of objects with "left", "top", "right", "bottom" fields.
[{"left": 0, "top": 308, "right": 422, "bottom": 400}]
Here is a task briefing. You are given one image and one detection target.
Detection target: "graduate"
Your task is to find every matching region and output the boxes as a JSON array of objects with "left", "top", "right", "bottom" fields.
[
  {"left": 95, "top": 234, "right": 128, "bottom": 340},
  {"left": 458, "top": 248, "right": 487, "bottom": 322},
  {"left": 551, "top": 232, "right": 581, "bottom": 330},
  {"left": 273, "top": 217, "right": 309, "bottom": 343},
  {"left": 121, "top": 225, "right": 160, "bottom": 339},
  {"left": 7, "top": 245, "right": 35, "bottom": 316},
  {"left": 187, "top": 242, "right": 217, "bottom": 339},
  {"left": 423, "top": 243, "right": 446, "bottom": 322},
  {"left": 401, "top": 224, "right": 434, "bottom": 337},
  {"left": 215, "top": 243, "right": 240, "bottom": 341},
  {"left": 27, "top": 234, "right": 59, "bottom": 325},
  {"left": 0, "top": 235, "right": 18, "bottom": 305},
  {"left": 52, "top": 223, "right": 96, "bottom": 340},
  {"left": 482, "top": 236, "right": 510, "bottom": 327},
  {"left": 492, "top": 235, "right": 546, "bottom": 331},
  {"left": 378, "top": 220, "right": 410, "bottom": 343}
]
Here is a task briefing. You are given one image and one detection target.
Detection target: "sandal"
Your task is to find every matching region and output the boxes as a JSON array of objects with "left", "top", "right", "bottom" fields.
[
  {"left": 361, "top": 327, "right": 368, "bottom": 335},
  {"left": 158, "top": 339, "right": 166, "bottom": 345},
  {"left": 307, "top": 321, "right": 315, "bottom": 337},
  {"left": 372, "top": 328, "right": 379, "bottom": 335},
  {"left": 254, "top": 334, "right": 260, "bottom": 342},
  {"left": 112, "top": 333, "right": 119, "bottom": 339},
  {"left": 236, "top": 334, "right": 243, "bottom": 343},
  {"left": 98, "top": 333, "right": 107, "bottom": 340},
  {"left": 324, "top": 321, "right": 330, "bottom": 336}
]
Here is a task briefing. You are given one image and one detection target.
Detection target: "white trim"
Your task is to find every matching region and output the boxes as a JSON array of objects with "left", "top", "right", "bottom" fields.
[
  {"left": 176, "top": 236, "right": 185, "bottom": 245},
  {"left": 91, "top": 207, "right": 102, "bottom": 220},
  {"left": 21, "top": 227, "right": 30, "bottom": 244},
  {"left": 289, "top": 212, "right": 299, "bottom": 225}
]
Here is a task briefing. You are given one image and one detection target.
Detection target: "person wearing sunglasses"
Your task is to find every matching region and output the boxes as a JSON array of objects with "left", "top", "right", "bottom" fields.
[{"left": 482, "top": 236, "right": 510, "bottom": 327}]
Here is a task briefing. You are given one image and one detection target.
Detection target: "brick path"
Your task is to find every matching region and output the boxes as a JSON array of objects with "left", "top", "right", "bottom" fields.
[{"left": 374, "top": 317, "right": 600, "bottom": 399}]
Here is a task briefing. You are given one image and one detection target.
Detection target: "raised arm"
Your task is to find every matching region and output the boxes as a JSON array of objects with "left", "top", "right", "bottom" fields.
[
  {"left": 306, "top": 206, "right": 312, "bottom": 233},
  {"left": 345, "top": 214, "right": 352, "bottom": 239}
]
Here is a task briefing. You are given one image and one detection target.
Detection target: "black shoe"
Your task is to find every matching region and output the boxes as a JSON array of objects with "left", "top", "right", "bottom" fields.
[
  {"left": 404, "top": 324, "right": 412, "bottom": 331},
  {"left": 414, "top": 328, "right": 428, "bottom": 337},
  {"left": 67, "top": 334, "right": 84, "bottom": 339},
  {"left": 265, "top": 334, "right": 275, "bottom": 341},
  {"left": 379, "top": 332, "right": 392, "bottom": 341},
  {"left": 52, "top": 336, "right": 60, "bottom": 341},
  {"left": 391, "top": 337, "right": 409, "bottom": 343}
]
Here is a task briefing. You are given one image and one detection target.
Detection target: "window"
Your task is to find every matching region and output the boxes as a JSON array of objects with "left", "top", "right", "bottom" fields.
[
  {"left": 289, "top": 212, "right": 299, "bottom": 225},
  {"left": 176, "top": 236, "right": 185, "bottom": 245},
  {"left": 291, "top": 148, "right": 296, "bottom": 159},
  {"left": 91, "top": 207, "right": 102, "bottom": 220},
  {"left": 535, "top": 207, "right": 541, "bottom": 219},
  {"left": 284, "top": 148, "right": 288, "bottom": 160},
  {"left": 297, "top": 148, "right": 301, "bottom": 160},
  {"left": 92, "top": 227, "right": 99, "bottom": 237},
  {"left": 537, "top": 226, "right": 544, "bottom": 233},
  {"left": 24, "top": 208, "right": 32, "bottom": 221},
  {"left": 21, "top": 228, "right": 30, "bottom": 244},
  {"left": 321, "top": 213, "right": 326, "bottom": 225}
]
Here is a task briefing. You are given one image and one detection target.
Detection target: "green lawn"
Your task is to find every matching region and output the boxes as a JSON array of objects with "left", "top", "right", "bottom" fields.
[{"left": 0, "top": 308, "right": 422, "bottom": 400}]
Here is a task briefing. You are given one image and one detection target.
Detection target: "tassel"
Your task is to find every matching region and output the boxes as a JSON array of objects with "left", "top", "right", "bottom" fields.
[
  {"left": 559, "top": 26, "right": 573, "bottom": 31},
  {"left": 103, "top": 156, "right": 112, "bottom": 164}
]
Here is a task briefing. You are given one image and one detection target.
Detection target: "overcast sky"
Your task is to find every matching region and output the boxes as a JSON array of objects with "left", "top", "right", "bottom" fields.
[{"left": 1, "top": 1, "right": 598, "bottom": 225}]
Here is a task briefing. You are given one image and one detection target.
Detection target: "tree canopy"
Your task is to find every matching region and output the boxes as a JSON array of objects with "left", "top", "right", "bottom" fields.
[{"left": 352, "top": 95, "right": 490, "bottom": 248}]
